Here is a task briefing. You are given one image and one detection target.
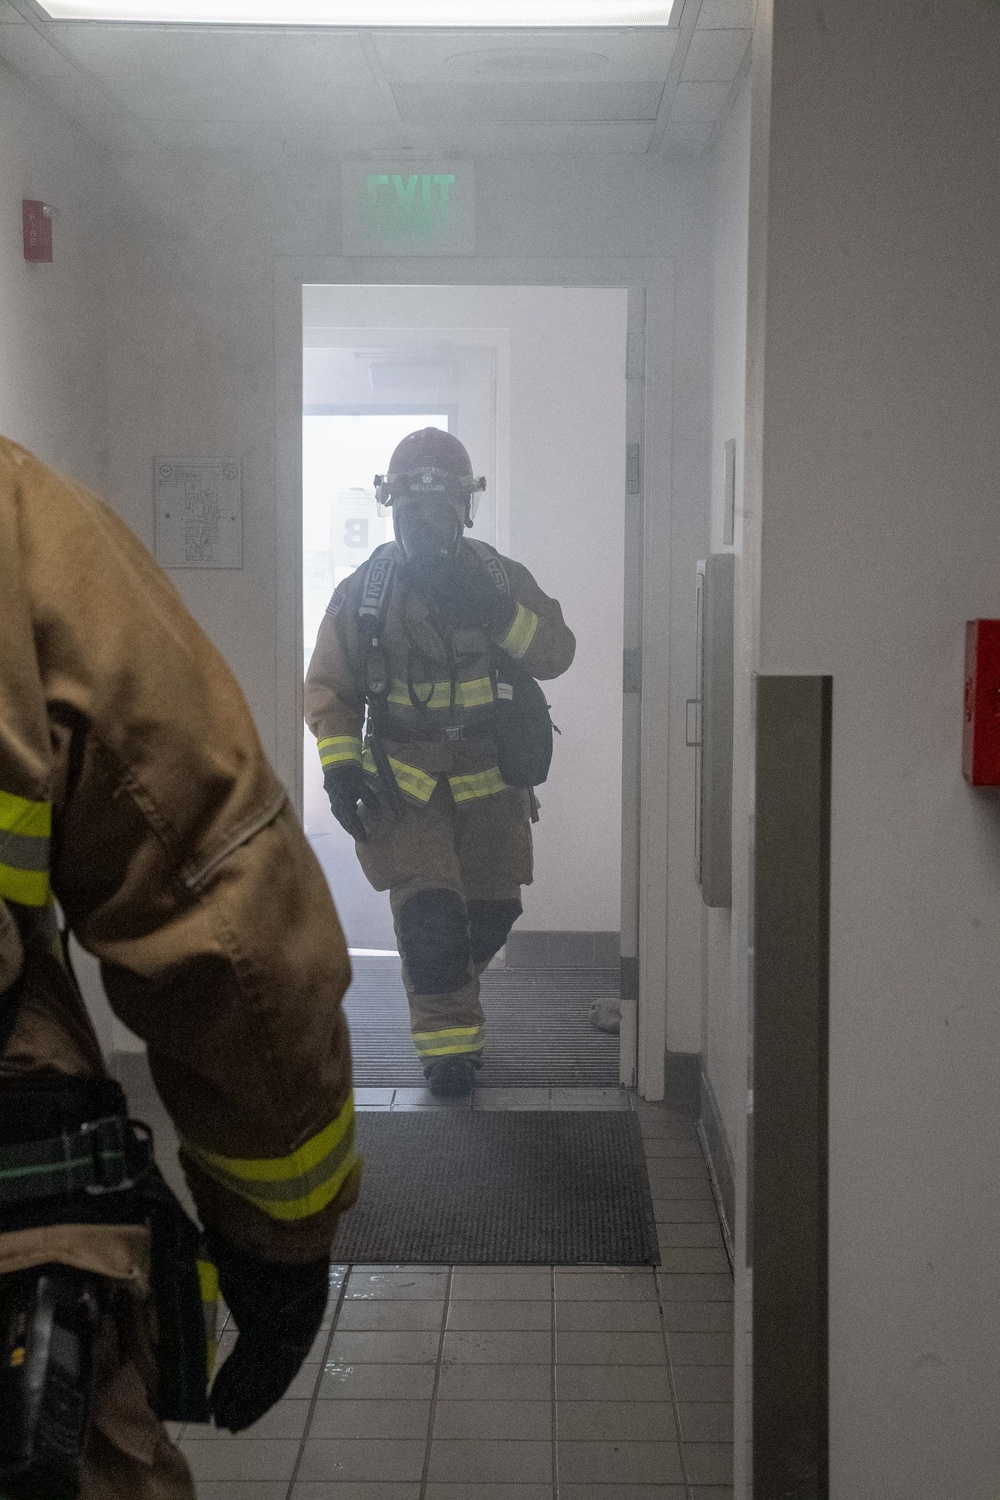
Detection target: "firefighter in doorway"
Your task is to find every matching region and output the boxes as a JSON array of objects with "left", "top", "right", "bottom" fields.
[
  {"left": 305, "top": 428, "right": 576, "bottom": 1099},
  {"left": 0, "top": 439, "right": 359, "bottom": 1500}
]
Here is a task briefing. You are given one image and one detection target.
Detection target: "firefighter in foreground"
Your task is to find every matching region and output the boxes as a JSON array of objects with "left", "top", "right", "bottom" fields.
[
  {"left": 306, "top": 428, "right": 575, "bottom": 1099},
  {"left": 0, "top": 438, "right": 359, "bottom": 1500}
]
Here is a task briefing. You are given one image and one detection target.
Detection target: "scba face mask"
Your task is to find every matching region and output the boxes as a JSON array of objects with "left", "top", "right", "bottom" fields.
[{"left": 393, "top": 497, "right": 464, "bottom": 562}]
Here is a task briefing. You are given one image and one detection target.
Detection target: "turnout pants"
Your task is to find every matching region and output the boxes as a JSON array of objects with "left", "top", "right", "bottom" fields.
[{"left": 357, "top": 783, "right": 533, "bottom": 1065}]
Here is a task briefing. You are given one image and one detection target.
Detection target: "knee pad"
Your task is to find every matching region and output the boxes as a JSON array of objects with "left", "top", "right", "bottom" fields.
[
  {"left": 468, "top": 898, "right": 522, "bottom": 967},
  {"left": 398, "top": 887, "right": 470, "bottom": 994}
]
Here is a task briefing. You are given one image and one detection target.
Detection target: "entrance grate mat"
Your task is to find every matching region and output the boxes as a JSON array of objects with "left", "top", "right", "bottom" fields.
[
  {"left": 331, "top": 1108, "right": 659, "bottom": 1266},
  {"left": 344, "top": 959, "right": 620, "bottom": 1088}
]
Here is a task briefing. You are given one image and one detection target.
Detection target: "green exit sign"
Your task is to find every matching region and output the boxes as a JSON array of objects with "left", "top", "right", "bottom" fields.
[{"left": 343, "top": 160, "right": 475, "bottom": 256}]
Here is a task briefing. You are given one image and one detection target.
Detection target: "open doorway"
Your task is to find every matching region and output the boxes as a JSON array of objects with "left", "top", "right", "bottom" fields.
[{"left": 301, "top": 283, "right": 628, "bottom": 1088}]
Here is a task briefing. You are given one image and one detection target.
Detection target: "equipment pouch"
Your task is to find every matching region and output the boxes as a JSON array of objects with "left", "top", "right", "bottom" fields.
[
  {"left": 493, "top": 657, "right": 558, "bottom": 789},
  {"left": 0, "top": 1262, "right": 107, "bottom": 1499}
]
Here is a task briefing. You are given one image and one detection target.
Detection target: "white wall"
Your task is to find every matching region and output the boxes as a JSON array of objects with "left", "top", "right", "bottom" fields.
[
  {"left": 0, "top": 60, "right": 119, "bottom": 1056},
  {"left": 750, "top": 2, "right": 1000, "bottom": 1493},
  {"left": 105, "top": 148, "right": 712, "bottom": 1068},
  {"left": 303, "top": 283, "right": 627, "bottom": 936}
]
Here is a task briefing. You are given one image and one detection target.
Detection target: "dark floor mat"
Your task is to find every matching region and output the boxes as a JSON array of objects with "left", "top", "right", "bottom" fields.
[
  {"left": 331, "top": 1109, "right": 658, "bottom": 1266},
  {"left": 345, "top": 960, "right": 620, "bottom": 1087}
]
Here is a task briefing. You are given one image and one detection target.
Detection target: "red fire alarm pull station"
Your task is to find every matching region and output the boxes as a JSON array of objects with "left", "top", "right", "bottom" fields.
[
  {"left": 22, "top": 200, "right": 53, "bottom": 263},
  {"left": 963, "top": 620, "right": 1000, "bottom": 785}
]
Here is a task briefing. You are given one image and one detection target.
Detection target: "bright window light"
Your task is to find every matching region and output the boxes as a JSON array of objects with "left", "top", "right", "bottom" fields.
[{"left": 40, "top": 1, "right": 677, "bottom": 24}]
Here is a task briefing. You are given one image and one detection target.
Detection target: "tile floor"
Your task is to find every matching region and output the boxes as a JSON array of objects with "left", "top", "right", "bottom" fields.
[{"left": 169, "top": 1089, "right": 733, "bottom": 1500}]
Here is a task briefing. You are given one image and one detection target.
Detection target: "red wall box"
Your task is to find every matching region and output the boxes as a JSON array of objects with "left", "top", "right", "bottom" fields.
[
  {"left": 22, "top": 200, "right": 53, "bottom": 263},
  {"left": 963, "top": 620, "right": 1000, "bottom": 785}
]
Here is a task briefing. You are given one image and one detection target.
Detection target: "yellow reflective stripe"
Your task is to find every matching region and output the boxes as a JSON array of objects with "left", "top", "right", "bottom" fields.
[
  {"left": 363, "top": 747, "right": 438, "bottom": 804},
  {"left": 319, "top": 735, "right": 363, "bottom": 767},
  {"left": 500, "top": 603, "right": 538, "bottom": 660},
  {"left": 0, "top": 792, "right": 51, "bottom": 839},
  {"left": 182, "top": 1093, "right": 359, "bottom": 1223},
  {"left": 448, "top": 767, "right": 507, "bottom": 803},
  {"left": 412, "top": 1025, "right": 485, "bottom": 1057},
  {"left": 386, "top": 677, "right": 494, "bottom": 711},
  {"left": 0, "top": 864, "right": 50, "bottom": 908},
  {"left": 0, "top": 791, "right": 51, "bottom": 908},
  {"left": 198, "top": 1258, "right": 221, "bottom": 1374}
]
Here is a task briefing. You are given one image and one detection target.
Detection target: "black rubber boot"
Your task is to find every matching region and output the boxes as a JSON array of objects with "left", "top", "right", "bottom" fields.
[{"left": 424, "top": 1056, "right": 478, "bottom": 1099}]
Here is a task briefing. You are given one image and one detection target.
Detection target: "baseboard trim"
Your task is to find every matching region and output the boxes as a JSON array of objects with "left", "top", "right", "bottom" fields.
[{"left": 504, "top": 930, "right": 620, "bottom": 968}]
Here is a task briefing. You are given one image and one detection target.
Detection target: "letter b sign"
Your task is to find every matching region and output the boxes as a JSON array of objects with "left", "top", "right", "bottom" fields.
[{"left": 344, "top": 519, "right": 369, "bottom": 549}]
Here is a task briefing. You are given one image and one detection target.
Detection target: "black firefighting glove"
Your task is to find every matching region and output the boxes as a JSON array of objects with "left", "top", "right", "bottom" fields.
[
  {"left": 206, "top": 1227, "right": 330, "bottom": 1433},
  {"left": 404, "top": 553, "right": 517, "bottom": 636},
  {"left": 324, "top": 762, "right": 381, "bottom": 841}
]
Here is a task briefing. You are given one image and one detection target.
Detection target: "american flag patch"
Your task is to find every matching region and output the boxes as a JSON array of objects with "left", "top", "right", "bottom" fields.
[{"left": 326, "top": 592, "right": 343, "bottom": 618}]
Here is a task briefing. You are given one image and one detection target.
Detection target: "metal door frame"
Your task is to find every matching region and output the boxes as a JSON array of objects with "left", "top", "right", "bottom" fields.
[{"left": 275, "top": 256, "right": 674, "bottom": 1099}]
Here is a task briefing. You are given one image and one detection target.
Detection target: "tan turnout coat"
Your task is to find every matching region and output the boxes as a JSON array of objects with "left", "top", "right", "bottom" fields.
[{"left": 0, "top": 438, "right": 358, "bottom": 1496}]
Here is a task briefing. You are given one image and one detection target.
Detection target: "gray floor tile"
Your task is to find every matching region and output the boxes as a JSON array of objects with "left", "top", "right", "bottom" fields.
[
  {"left": 318, "top": 1364, "right": 437, "bottom": 1400},
  {"left": 554, "top": 1270, "right": 657, "bottom": 1302},
  {"left": 661, "top": 1300, "right": 734, "bottom": 1332},
  {"left": 473, "top": 1087, "right": 552, "bottom": 1109},
  {"left": 665, "top": 1331, "right": 734, "bottom": 1366},
  {"left": 659, "top": 1248, "right": 732, "bottom": 1274},
  {"left": 556, "top": 1365, "right": 673, "bottom": 1402},
  {"left": 670, "top": 1365, "right": 733, "bottom": 1403},
  {"left": 179, "top": 1440, "right": 300, "bottom": 1482},
  {"left": 427, "top": 1440, "right": 552, "bottom": 1484},
  {"left": 285, "top": 1365, "right": 323, "bottom": 1399},
  {"left": 347, "top": 1271, "right": 450, "bottom": 1300},
  {"left": 651, "top": 1180, "right": 716, "bottom": 1203},
  {"left": 557, "top": 1330, "right": 667, "bottom": 1366},
  {"left": 442, "top": 1329, "right": 552, "bottom": 1364},
  {"left": 689, "top": 1489, "right": 735, "bottom": 1499},
  {"left": 181, "top": 1401, "right": 309, "bottom": 1441},
  {"left": 291, "top": 1486, "right": 420, "bottom": 1499},
  {"left": 677, "top": 1402, "right": 734, "bottom": 1442},
  {"left": 432, "top": 1399, "right": 551, "bottom": 1441},
  {"left": 657, "top": 1274, "right": 733, "bottom": 1303},
  {"left": 328, "top": 1331, "right": 440, "bottom": 1364},
  {"left": 642, "top": 1135, "right": 700, "bottom": 1157},
  {"left": 556, "top": 1400, "right": 677, "bottom": 1441},
  {"left": 550, "top": 1087, "right": 629, "bottom": 1109},
  {"left": 556, "top": 1299, "right": 661, "bottom": 1332},
  {"left": 557, "top": 1439, "right": 683, "bottom": 1485},
  {"left": 646, "top": 1158, "right": 710, "bottom": 1180},
  {"left": 436, "top": 1363, "right": 551, "bottom": 1402},
  {"left": 642, "top": 1137, "right": 703, "bottom": 1158},
  {"left": 446, "top": 1299, "right": 552, "bottom": 1331},
  {"left": 657, "top": 1221, "right": 726, "bottom": 1249},
  {"left": 424, "top": 1487, "right": 553, "bottom": 1500},
  {"left": 196, "top": 1487, "right": 290, "bottom": 1500},
  {"left": 654, "top": 1201, "right": 723, "bottom": 1223},
  {"left": 296, "top": 1439, "right": 427, "bottom": 1483},
  {"left": 451, "top": 1269, "right": 551, "bottom": 1300},
  {"left": 683, "top": 1442, "right": 734, "bottom": 1484},
  {"left": 559, "top": 1488, "right": 686, "bottom": 1499},
  {"left": 336, "top": 1300, "right": 445, "bottom": 1332},
  {"left": 307, "top": 1399, "right": 432, "bottom": 1440}
]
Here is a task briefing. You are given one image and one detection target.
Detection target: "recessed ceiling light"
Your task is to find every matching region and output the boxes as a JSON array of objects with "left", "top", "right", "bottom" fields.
[{"left": 39, "top": 1, "right": 678, "bottom": 24}]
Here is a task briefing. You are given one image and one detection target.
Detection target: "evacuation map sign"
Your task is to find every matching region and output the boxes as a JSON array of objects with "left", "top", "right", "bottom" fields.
[
  {"left": 342, "top": 160, "right": 475, "bottom": 256},
  {"left": 154, "top": 457, "right": 242, "bottom": 569}
]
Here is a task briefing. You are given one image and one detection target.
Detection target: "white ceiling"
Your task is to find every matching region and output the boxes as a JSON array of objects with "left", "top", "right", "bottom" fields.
[{"left": 0, "top": 0, "right": 752, "bottom": 157}]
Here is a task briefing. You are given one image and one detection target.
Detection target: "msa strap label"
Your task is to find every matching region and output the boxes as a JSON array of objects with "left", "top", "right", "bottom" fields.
[
  {"left": 360, "top": 555, "right": 394, "bottom": 618},
  {"left": 483, "top": 554, "right": 510, "bottom": 597},
  {"left": 497, "top": 681, "right": 514, "bottom": 701}
]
